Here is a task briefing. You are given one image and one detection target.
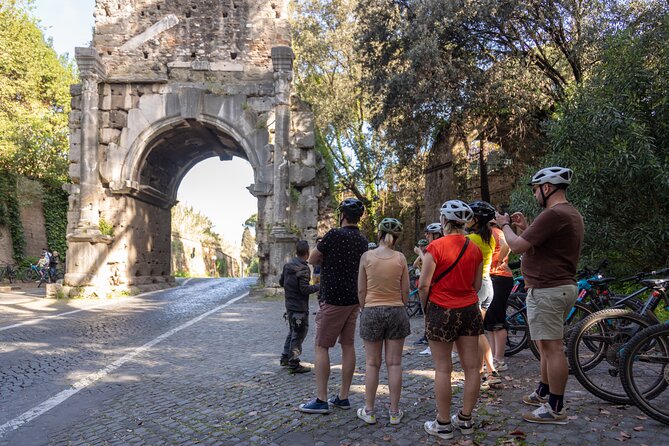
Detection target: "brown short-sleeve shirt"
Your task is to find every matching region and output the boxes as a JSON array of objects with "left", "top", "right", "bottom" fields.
[{"left": 520, "top": 203, "right": 584, "bottom": 288}]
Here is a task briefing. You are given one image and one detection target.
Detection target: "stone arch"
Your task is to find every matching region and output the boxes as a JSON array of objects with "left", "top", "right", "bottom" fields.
[{"left": 61, "top": 0, "right": 325, "bottom": 295}]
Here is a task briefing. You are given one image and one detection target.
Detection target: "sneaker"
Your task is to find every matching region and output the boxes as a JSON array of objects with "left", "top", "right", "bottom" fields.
[
  {"left": 289, "top": 364, "right": 311, "bottom": 374},
  {"left": 280, "top": 355, "right": 290, "bottom": 367},
  {"left": 487, "top": 370, "right": 502, "bottom": 385},
  {"left": 480, "top": 376, "right": 490, "bottom": 391},
  {"left": 424, "top": 419, "right": 454, "bottom": 440},
  {"left": 389, "top": 409, "right": 404, "bottom": 425},
  {"left": 418, "top": 347, "right": 432, "bottom": 356},
  {"left": 522, "top": 402, "right": 568, "bottom": 425},
  {"left": 522, "top": 391, "right": 548, "bottom": 407},
  {"left": 451, "top": 412, "right": 474, "bottom": 435},
  {"left": 451, "top": 352, "right": 460, "bottom": 364},
  {"left": 328, "top": 395, "right": 351, "bottom": 410},
  {"left": 494, "top": 359, "right": 508, "bottom": 371},
  {"left": 413, "top": 336, "right": 428, "bottom": 346},
  {"left": 356, "top": 407, "right": 376, "bottom": 424},
  {"left": 298, "top": 398, "right": 330, "bottom": 414}
]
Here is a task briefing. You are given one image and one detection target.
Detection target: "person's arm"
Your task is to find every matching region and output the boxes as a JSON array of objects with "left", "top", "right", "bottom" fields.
[
  {"left": 279, "top": 265, "right": 285, "bottom": 288},
  {"left": 297, "top": 269, "right": 320, "bottom": 295},
  {"left": 494, "top": 211, "right": 532, "bottom": 254},
  {"left": 357, "top": 253, "right": 368, "bottom": 307},
  {"left": 496, "top": 232, "right": 512, "bottom": 274},
  {"left": 400, "top": 255, "right": 410, "bottom": 305},
  {"left": 308, "top": 248, "right": 323, "bottom": 266},
  {"left": 473, "top": 261, "right": 483, "bottom": 292},
  {"left": 418, "top": 252, "right": 436, "bottom": 309}
]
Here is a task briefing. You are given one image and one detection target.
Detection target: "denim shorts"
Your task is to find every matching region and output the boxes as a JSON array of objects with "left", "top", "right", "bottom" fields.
[{"left": 359, "top": 306, "right": 410, "bottom": 341}]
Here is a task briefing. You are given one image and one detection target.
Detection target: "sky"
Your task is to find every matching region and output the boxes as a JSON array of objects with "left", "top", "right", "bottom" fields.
[{"left": 32, "top": 0, "right": 257, "bottom": 247}]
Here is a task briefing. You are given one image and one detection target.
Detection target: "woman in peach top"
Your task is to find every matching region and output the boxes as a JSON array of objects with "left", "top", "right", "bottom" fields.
[{"left": 357, "top": 218, "right": 410, "bottom": 425}]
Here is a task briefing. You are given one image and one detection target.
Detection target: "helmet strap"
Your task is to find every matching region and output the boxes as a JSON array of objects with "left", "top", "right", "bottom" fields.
[{"left": 539, "top": 184, "right": 559, "bottom": 207}]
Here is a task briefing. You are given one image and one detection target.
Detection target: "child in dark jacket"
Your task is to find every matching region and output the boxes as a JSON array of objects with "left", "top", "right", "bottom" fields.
[{"left": 279, "top": 240, "right": 320, "bottom": 373}]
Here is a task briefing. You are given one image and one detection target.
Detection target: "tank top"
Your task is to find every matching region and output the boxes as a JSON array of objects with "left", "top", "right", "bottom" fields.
[{"left": 363, "top": 250, "right": 406, "bottom": 307}]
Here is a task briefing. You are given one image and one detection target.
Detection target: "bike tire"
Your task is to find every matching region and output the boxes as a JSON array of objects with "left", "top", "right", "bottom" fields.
[
  {"left": 23, "top": 268, "right": 38, "bottom": 282},
  {"left": 619, "top": 323, "right": 669, "bottom": 425},
  {"left": 567, "top": 309, "right": 655, "bottom": 404},
  {"left": 405, "top": 290, "right": 422, "bottom": 317},
  {"left": 504, "top": 299, "right": 529, "bottom": 357}
]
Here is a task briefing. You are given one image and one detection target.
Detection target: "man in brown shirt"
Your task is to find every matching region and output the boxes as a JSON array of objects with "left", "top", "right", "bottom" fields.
[{"left": 495, "top": 166, "right": 584, "bottom": 425}]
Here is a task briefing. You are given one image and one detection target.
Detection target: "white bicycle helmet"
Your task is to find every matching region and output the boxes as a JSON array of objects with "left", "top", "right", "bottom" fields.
[
  {"left": 378, "top": 217, "right": 403, "bottom": 235},
  {"left": 440, "top": 200, "right": 474, "bottom": 224},
  {"left": 528, "top": 166, "right": 573, "bottom": 186},
  {"left": 425, "top": 222, "right": 443, "bottom": 234}
]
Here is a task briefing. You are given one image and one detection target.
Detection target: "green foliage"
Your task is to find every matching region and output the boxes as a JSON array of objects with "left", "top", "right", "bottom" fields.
[
  {"left": 0, "top": 2, "right": 77, "bottom": 182},
  {"left": 240, "top": 226, "right": 256, "bottom": 265},
  {"left": 98, "top": 218, "right": 114, "bottom": 237},
  {"left": 41, "top": 181, "right": 68, "bottom": 256},
  {"left": 244, "top": 213, "right": 257, "bottom": 228},
  {"left": 247, "top": 257, "right": 259, "bottom": 275},
  {"left": 0, "top": 170, "right": 25, "bottom": 263},
  {"left": 526, "top": 14, "right": 669, "bottom": 275},
  {"left": 216, "top": 258, "right": 228, "bottom": 277}
]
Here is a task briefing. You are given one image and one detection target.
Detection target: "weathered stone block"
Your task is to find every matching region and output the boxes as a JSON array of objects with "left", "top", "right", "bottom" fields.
[
  {"left": 110, "top": 110, "right": 128, "bottom": 128},
  {"left": 289, "top": 165, "right": 316, "bottom": 187},
  {"left": 100, "top": 128, "right": 121, "bottom": 144}
]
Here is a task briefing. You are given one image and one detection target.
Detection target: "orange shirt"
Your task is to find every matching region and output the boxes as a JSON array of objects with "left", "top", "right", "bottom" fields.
[
  {"left": 425, "top": 234, "right": 483, "bottom": 309},
  {"left": 490, "top": 227, "right": 513, "bottom": 278}
]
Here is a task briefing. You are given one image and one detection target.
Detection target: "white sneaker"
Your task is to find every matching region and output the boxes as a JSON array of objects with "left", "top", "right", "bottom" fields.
[
  {"left": 389, "top": 409, "right": 404, "bottom": 425},
  {"left": 494, "top": 359, "right": 509, "bottom": 371},
  {"left": 424, "top": 419, "right": 454, "bottom": 439},
  {"left": 356, "top": 407, "right": 376, "bottom": 424},
  {"left": 419, "top": 347, "right": 432, "bottom": 356}
]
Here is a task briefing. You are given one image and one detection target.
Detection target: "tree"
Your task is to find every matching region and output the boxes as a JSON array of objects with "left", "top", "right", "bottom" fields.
[
  {"left": 240, "top": 226, "right": 256, "bottom": 273},
  {"left": 291, "top": 0, "right": 390, "bottom": 232},
  {"left": 512, "top": 13, "right": 669, "bottom": 274},
  {"left": 0, "top": 1, "right": 76, "bottom": 182},
  {"left": 243, "top": 213, "right": 257, "bottom": 228}
]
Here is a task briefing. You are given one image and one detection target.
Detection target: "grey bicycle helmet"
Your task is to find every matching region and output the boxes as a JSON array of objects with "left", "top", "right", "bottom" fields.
[
  {"left": 338, "top": 198, "right": 365, "bottom": 218},
  {"left": 469, "top": 200, "right": 496, "bottom": 222},
  {"left": 368, "top": 242, "right": 378, "bottom": 249},
  {"left": 528, "top": 166, "right": 573, "bottom": 186},
  {"left": 378, "top": 217, "right": 403, "bottom": 235},
  {"left": 440, "top": 200, "right": 474, "bottom": 224},
  {"left": 425, "top": 222, "right": 443, "bottom": 234}
]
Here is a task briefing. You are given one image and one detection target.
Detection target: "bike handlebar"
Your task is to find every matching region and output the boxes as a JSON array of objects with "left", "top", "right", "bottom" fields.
[{"left": 619, "top": 267, "right": 669, "bottom": 283}]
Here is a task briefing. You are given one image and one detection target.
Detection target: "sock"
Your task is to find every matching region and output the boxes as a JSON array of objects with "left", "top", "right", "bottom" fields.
[
  {"left": 316, "top": 398, "right": 326, "bottom": 403},
  {"left": 436, "top": 418, "right": 450, "bottom": 425},
  {"left": 536, "top": 381, "right": 550, "bottom": 398},
  {"left": 548, "top": 393, "right": 564, "bottom": 412},
  {"left": 458, "top": 410, "right": 472, "bottom": 420}
]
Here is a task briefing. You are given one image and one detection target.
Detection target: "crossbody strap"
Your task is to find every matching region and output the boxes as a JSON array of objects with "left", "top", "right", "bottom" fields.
[{"left": 431, "top": 238, "right": 470, "bottom": 288}]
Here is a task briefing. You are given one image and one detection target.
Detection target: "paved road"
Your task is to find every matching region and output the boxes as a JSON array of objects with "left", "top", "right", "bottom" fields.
[{"left": 0, "top": 279, "right": 664, "bottom": 445}]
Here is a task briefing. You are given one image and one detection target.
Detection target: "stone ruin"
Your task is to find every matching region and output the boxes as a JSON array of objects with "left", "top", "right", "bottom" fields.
[{"left": 63, "top": 0, "right": 325, "bottom": 295}]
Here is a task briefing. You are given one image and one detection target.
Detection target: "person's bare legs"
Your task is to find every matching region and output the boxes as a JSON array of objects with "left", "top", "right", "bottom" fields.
[
  {"left": 454, "top": 336, "right": 481, "bottom": 415},
  {"left": 385, "top": 338, "right": 405, "bottom": 412},
  {"left": 537, "top": 339, "right": 568, "bottom": 394},
  {"left": 315, "top": 345, "right": 331, "bottom": 401},
  {"left": 339, "top": 342, "right": 356, "bottom": 400},
  {"left": 478, "top": 309, "right": 496, "bottom": 374},
  {"left": 492, "top": 329, "right": 508, "bottom": 362},
  {"left": 429, "top": 340, "right": 454, "bottom": 422},
  {"left": 363, "top": 340, "right": 383, "bottom": 411}
]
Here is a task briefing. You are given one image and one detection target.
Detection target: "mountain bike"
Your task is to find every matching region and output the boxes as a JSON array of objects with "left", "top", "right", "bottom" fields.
[
  {"left": 619, "top": 322, "right": 669, "bottom": 425},
  {"left": 567, "top": 268, "right": 669, "bottom": 404},
  {"left": 0, "top": 264, "right": 17, "bottom": 283}
]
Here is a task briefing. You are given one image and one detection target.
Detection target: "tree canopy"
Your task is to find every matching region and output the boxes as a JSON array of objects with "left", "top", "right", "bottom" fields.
[{"left": 0, "top": 0, "right": 76, "bottom": 182}]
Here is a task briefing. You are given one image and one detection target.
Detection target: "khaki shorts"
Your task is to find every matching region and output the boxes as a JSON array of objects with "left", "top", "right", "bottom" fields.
[
  {"left": 315, "top": 301, "right": 359, "bottom": 348},
  {"left": 526, "top": 285, "right": 578, "bottom": 341}
]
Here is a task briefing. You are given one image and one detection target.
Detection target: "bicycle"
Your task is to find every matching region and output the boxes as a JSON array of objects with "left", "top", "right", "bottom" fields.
[
  {"left": 0, "top": 264, "right": 17, "bottom": 283},
  {"left": 619, "top": 322, "right": 669, "bottom": 425},
  {"left": 406, "top": 266, "right": 423, "bottom": 317},
  {"left": 23, "top": 264, "right": 51, "bottom": 286},
  {"left": 567, "top": 268, "right": 669, "bottom": 404}
]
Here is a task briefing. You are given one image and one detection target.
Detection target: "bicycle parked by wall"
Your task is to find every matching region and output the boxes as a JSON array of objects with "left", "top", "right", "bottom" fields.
[{"left": 0, "top": 264, "right": 18, "bottom": 284}]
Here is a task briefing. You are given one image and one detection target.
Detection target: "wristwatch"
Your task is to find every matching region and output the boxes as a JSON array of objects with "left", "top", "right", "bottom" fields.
[{"left": 502, "top": 222, "right": 511, "bottom": 228}]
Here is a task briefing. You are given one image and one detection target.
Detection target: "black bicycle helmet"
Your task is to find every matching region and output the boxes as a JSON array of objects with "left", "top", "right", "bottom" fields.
[
  {"left": 378, "top": 217, "right": 403, "bottom": 235},
  {"left": 469, "top": 200, "right": 496, "bottom": 222},
  {"left": 338, "top": 198, "right": 365, "bottom": 219}
]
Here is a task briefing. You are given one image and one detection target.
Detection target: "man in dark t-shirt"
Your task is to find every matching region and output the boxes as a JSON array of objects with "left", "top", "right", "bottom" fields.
[
  {"left": 298, "top": 198, "right": 368, "bottom": 414},
  {"left": 496, "top": 166, "right": 584, "bottom": 426}
]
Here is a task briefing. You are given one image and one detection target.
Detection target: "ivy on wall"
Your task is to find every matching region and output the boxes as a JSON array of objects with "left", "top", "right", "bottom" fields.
[
  {"left": 0, "top": 170, "right": 26, "bottom": 263},
  {"left": 41, "top": 181, "right": 68, "bottom": 257}
]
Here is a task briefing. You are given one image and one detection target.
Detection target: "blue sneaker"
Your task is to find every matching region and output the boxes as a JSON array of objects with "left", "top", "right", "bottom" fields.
[
  {"left": 298, "top": 398, "right": 330, "bottom": 414},
  {"left": 328, "top": 395, "right": 351, "bottom": 410}
]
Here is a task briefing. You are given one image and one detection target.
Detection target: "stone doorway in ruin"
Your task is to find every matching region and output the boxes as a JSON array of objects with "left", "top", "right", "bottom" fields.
[{"left": 61, "top": 1, "right": 325, "bottom": 296}]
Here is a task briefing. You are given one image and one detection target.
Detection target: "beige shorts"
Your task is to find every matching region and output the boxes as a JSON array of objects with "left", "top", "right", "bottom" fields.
[{"left": 526, "top": 284, "right": 578, "bottom": 341}]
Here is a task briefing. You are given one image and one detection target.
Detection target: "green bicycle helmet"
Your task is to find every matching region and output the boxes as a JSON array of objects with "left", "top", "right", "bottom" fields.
[
  {"left": 378, "top": 217, "right": 403, "bottom": 235},
  {"left": 417, "top": 239, "right": 429, "bottom": 247}
]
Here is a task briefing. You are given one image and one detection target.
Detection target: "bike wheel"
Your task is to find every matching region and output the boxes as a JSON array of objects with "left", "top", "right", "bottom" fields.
[
  {"left": 619, "top": 323, "right": 669, "bottom": 425},
  {"left": 567, "top": 309, "right": 654, "bottom": 404},
  {"left": 23, "top": 268, "right": 37, "bottom": 282},
  {"left": 504, "top": 299, "right": 529, "bottom": 357},
  {"left": 405, "top": 290, "right": 422, "bottom": 317}
]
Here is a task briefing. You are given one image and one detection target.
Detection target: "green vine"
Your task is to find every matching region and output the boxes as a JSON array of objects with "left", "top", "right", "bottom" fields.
[
  {"left": 41, "top": 181, "right": 68, "bottom": 257},
  {"left": 0, "top": 170, "right": 26, "bottom": 263},
  {"left": 99, "top": 218, "right": 114, "bottom": 237}
]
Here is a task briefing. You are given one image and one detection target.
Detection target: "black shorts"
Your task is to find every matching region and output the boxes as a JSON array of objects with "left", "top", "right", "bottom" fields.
[
  {"left": 425, "top": 302, "right": 483, "bottom": 343},
  {"left": 484, "top": 275, "right": 515, "bottom": 331}
]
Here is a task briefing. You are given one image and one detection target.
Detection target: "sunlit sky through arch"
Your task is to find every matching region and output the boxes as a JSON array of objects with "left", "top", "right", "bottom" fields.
[{"left": 33, "top": 0, "right": 258, "bottom": 247}]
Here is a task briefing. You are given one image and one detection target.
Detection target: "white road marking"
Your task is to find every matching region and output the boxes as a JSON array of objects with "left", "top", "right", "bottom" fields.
[
  {"left": 0, "top": 280, "right": 194, "bottom": 333},
  {"left": 0, "top": 291, "right": 249, "bottom": 438}
]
